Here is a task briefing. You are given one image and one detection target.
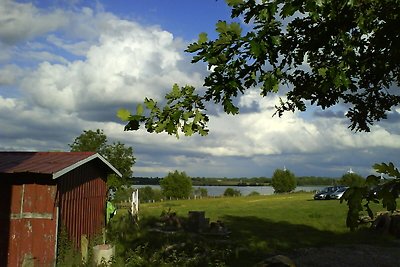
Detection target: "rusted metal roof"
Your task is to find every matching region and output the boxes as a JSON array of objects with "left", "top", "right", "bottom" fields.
[{"left": 0, "top": 151, "right": 122, "bottom": 179}]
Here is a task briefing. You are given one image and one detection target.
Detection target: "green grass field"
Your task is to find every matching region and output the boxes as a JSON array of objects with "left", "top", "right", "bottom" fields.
[
  {"left": 110, "top": 192, "right": 393, "bottom": 266},
  {"left": 143, "top": 195, "right": 389, "bottom": 243}
]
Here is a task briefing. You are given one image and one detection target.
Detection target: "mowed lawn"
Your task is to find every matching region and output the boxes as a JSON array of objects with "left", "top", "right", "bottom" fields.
[{"left": 139, "top": 192, "right": 391, "bottom": 254}]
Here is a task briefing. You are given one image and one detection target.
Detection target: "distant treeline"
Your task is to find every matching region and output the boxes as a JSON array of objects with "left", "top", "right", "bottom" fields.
[
  {"left": 132, "top": 176, "right": 338, "bottom": 186},
  {"left": 132, "top": 177, "right": 161, "bottom": 185},
  {"left": 191, "top": 177, "right": 270, "bottom": 186},
  {"left": 296, "top": 176, "right": 338, "bottom": 186}
]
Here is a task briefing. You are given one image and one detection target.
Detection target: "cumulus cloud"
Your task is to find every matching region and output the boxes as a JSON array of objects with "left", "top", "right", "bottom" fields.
[
  {"left": 0, "top": 0, "right": 68, "bottom": 45},
  {"left": 18, "top": 13, "right": 202, "bottom": 118}
]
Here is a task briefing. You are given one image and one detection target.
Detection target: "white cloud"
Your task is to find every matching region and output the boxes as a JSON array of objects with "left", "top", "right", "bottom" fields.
[
  {"left": 0, "top": 64, "right": 24, "bottom": 85},
  {"left": 0, "top": 0, "right": 68, "bottom": 45},
  {"left": 46, "top": 35, "right": 92, "bottom": 56},
  {"left": 17, "top": 14, "right": 202, "bottom": 115}
]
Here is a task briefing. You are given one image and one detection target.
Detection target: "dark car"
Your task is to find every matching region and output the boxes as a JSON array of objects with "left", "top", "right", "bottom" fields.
[{"left": 314, "top": 186, "right": 346, "bottom": 200}]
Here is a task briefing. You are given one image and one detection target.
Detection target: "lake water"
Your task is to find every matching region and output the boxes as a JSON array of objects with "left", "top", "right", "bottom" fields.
[{"left": 133, "top": 185, "right": 324, "bottom": 197}]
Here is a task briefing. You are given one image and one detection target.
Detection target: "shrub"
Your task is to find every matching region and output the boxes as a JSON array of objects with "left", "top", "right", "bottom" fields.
[
  {"left": 223, "top": 188, "right": 241, "bottom": 197},
  {"left": 271, "top": 169, "right": 296, "bottom": 193}
]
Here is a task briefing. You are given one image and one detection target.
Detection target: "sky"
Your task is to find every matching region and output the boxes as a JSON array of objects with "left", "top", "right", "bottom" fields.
[{"left": 1, "top": 0, "right": 399, "bottom": 179}]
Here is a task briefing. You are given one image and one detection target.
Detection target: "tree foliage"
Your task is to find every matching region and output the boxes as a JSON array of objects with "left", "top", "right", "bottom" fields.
[
  {"left": 271, "top": 168, "right": 296, "bottom": 193},
  {"left": 138, "top": 186, "right": 163, "bottom": 202},
  {"left": 69, "top": 129, "right": 135, "bottom": 190},
  {"left": 296, "top": 176, "right": 337, "bottom": 186},
  {"left": 120, "top": 0, "right": 400, "bottom": 135},
  {"left": 341, "top": 163, "right": 400, "bottom": 231},
  {"left": 160, "top": 170, "right": 193, "bottom": 199},
  {"left": 102, "top": 142, "right": 135, "bottom": 190},
  {"left": 117, "top": 0, "right": 400, "bottom": 231},
  {"left": 193, "top": 187, "right": 209, "bottom": 197},
  {"left": 339, "top": 172, "right": 365, "bottom": 187},
  {"left": 69, "top": 129, "right": 107, "bottom": 152}
]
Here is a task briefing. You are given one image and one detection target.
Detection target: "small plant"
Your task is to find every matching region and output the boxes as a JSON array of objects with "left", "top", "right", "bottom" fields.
[{"left": 57, "top": 226, "right": 88, "bottom": 266}]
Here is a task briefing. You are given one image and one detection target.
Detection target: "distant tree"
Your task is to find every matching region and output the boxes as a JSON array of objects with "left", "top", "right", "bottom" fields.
[
  {"left": 223, "top": 188, "right": 241, "bottom": 197},
  {"left": 69, "top": 129, "right": 107, "bottom": 152},
  {"left": 69, "top": 129, "right": 135, "bottom": 191},
  {"left": 193, "top": 187, "right": 208, "bottom": 197},
  {"left": 339, "top": 173, "right": 365, "bottom": 187},
  {"left": 271, "top": 169, "right": 296, "bottom": 193},
  {"left": 112, "top": 187, "right": 133, "bottom": 204},
  {"left": 138, "top": 186, "right": 163, "bottom": 202},
  {"left": 102, "top": 142, "right": 135, "bottom": 190},
  {"left": 160, "top": 170, "right": 193, "bottom": 199},
  {"left": 296, "top": 176, "right": 337, "bottom": 186}
]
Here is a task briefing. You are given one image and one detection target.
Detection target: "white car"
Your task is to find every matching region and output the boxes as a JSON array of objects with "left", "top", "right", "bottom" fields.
[{"left": 328, "top": 187, "right": 349, "bottom": 199}]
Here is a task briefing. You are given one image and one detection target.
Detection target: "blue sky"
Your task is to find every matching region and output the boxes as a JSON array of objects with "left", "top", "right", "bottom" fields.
[{"left": 1, "top": 0, "right": 399, "bottom": 179}]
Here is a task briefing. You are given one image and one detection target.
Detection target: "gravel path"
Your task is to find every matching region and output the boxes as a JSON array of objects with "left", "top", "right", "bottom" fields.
[{"left": 288, "top": 244, "right": 400, "bottom": 267}]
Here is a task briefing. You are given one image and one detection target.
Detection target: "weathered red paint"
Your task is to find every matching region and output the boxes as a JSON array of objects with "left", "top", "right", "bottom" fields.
[
  {"left": 0, "top": 152, "right": 120, "bottom": 266},
  {"left": 57, "top": 160, "right": 108, "bottom": 248},
  {"left": 8, "top": 182, "right": 58, "bottom": 267}
]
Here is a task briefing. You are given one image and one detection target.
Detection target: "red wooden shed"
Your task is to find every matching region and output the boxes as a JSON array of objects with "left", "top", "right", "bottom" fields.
[{"left": 0, "top": 151, "right": 122, "bottom": 267}]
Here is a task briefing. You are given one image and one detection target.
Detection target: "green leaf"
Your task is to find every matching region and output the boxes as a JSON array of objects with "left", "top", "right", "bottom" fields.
[
  {"left": 198, "top": 128, "right": 209, "bottom": 136},
  {"left": 271, "top": 35, "right": 281, "bottom": 46},
  {"left": 365, "top": 175, "right": 380, "bottom": 186},
  {"left": 198, "top": 32, "right": 208, "bottom": 44},
  {"left": 186, "top": 43, "right": 202, "bottom": 53},
  {"left": 216, "top": 21, "right": 228, "bottom": 34},
  {"left": 117, "top": 109, "right": 131, "bottom": 121},
  {"left": 171, "top": 84, "right": 181, "bottom": 98},
  {"left": 373, "top": 162, "right": 400, "bottom": 178},
  {"left": 144, "top": 98, "right": 156, "bottom": 110},
  {"left": 281, "top": 3, "right": 297, "bottom": 17},
  {"left": 318, "top": 67, "right": 327, "bottom": 78},
  {"left": 365, "top": 204, "right": 374, "bottom": 219},
  {"left": 183, "top": 123, "right": 194, "bottom": 136},
  {"left": 229, "top": 22, "right": 242, "bottom": 36},
  {"left": 226, "top": 0, "right": 244, "bottom": 6},
  {"left": 124, "top": 120, "right": 140, "bottom": 131},
  {"left": 136, "top": 104, "right": 144, "bottom": 116},
  {"left": 250, "top": 40, "right": 262, "bottom": 57}
]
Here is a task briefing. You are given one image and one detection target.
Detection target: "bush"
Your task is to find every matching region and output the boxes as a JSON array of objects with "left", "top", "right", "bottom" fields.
[
  {"left": 223, "top": 188, "right": 241, "bottom": 197},
  {"left": 271, "top": 169, "right": 296, "bottom": 193}
]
